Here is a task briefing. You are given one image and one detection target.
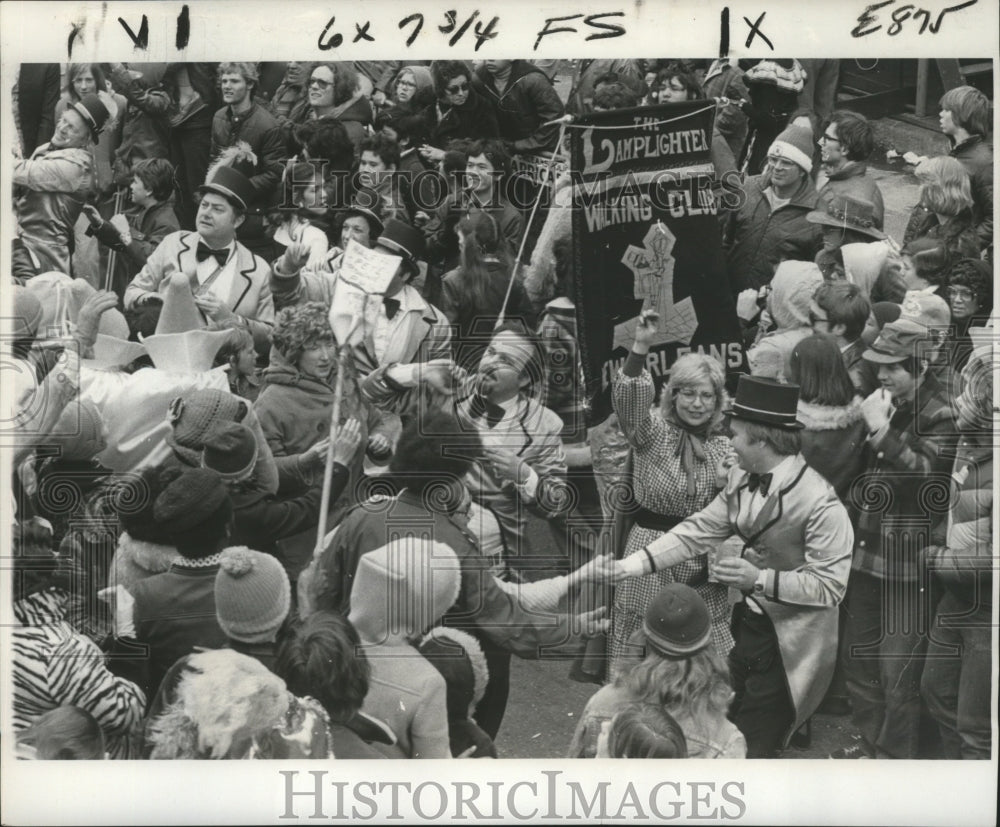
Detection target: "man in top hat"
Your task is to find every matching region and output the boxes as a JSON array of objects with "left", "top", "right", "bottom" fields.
[
  {"left": 345, "top": 218, "right": 453, "bottom": 412},
  {"left": 723, "top": 123, "right": 824, "bottom": 294},
  {"left": 269, "top": 190, "right": 386, "bottom": 311},
  {"left": 13, "top": 93, "right": 110, "bottom": 278},
  {"left": 834, "top": 318, "right": 954, "bottom": 759},
  {"left": 123, "top": 166, "right": 275, "bottom": 355},
  {"left": 594, "top": 374, "right": 854, "bottom": 758}
]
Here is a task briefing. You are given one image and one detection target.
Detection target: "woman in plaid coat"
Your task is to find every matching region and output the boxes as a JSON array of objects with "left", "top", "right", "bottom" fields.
[{"left": 608, "top": 310, "right": 734, "bottom": 677}]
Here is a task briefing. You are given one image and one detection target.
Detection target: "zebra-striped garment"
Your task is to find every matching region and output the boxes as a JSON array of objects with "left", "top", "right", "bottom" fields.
[{"left": 13, "top": 589, "right": 146, "bottom": 759}]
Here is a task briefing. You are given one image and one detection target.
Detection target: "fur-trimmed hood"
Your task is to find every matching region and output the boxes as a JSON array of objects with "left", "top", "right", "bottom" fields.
[
  {"left": 796, "top": 397, "right": 864, "bottom": 431},
  {"left": 418, "top": 626, "right": 490, "bottom": 719}
]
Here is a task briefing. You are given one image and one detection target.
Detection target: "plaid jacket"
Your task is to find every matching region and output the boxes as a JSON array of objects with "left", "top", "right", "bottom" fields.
[{"left": 850, "top": 373, "right": 955, "bottom": 581}]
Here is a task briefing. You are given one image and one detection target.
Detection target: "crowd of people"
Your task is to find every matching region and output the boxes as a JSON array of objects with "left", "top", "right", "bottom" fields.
[{"left": 7, "top": 57, "right": 994, "bottom": 762}]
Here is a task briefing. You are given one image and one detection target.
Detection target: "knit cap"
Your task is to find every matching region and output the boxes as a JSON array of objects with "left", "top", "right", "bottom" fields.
[
  {"left": 153, "top": 468, "right": 228, "bottom": 534},
  {"left": 643, "top": 583, "right": 712, "bottom": 657},
  {"left": 48, "top": 399, "right": 106, "bottom": 460},
  {"left": 767, "top": 123, "right": 814, "bottom": 173},
  {"left": 215, "top": 546, "right": 291, "bottom": 644},
  {"left": 167, "top": 389, "right": 248, "bottom": 455},
  {"left": 201, "top": 422, "right": 259, "bottom": 483}
]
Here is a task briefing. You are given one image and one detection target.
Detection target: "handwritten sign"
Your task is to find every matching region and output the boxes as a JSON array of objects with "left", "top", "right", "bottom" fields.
[
  {"left": 329, "top": 240, "right": 401, "bottom": 346},
  {"left": 339, "top": 239, "right": 400, "bottom": 295}
]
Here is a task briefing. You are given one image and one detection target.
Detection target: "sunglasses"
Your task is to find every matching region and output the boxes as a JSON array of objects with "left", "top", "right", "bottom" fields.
[
  {"left": 446, "top": 82, "right": 469, "bottom": 94},
  {"left": 309, "top": 77, "right": 333, "bottom": 89}
]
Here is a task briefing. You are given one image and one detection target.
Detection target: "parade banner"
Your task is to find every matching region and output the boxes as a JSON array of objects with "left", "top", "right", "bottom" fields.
[{"left": 569, "top": 100, "right": 746, "bottom": 422}]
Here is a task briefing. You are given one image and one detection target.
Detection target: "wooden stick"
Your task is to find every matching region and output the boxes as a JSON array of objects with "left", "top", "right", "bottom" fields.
[
  {"left": 495, "top": 121, "right": 570, "bottom": 330},
  {"left": 104, "top": 188, "right": 125, "bottom": 293},
  {"left": 314, "top": 310, "right": 366, "bottom": 556}
]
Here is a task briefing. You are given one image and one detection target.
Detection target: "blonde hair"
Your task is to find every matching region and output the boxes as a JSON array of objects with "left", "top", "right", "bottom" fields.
[
  {"left": 915, "top": 156, "right": 973, "bottom": 216},
  {"left": 625, "top": 646, "right": 734, "bottom": 722},
  {"left": 659, "top": 353, "right": 729, "bottom": 434}
]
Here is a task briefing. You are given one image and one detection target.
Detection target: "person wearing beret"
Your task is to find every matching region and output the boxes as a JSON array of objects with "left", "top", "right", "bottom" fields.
[
  {"left": 13, "top": 93, "right": 109, "bottom": 278},
  {"left": 593, "top": 375, "right": 854, "bottom": 758},
  {"left": 123, "top": 166, "right": 275, "bottom": 355}
]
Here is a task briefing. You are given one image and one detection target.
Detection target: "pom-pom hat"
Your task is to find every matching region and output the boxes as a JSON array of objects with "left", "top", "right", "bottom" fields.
[
  {"left": 214, "top": 547, "right": 291, "bottom": 644},
  {"left": 767, "top": 123, "right": 814, "bottom": 173}
]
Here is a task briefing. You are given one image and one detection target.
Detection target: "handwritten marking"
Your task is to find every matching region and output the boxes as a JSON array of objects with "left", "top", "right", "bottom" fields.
[
  {"left": 743, "top": 12, "right": 773, "bottom": 49},
  {"left": 118, "top": 14, "right": 149, "bottom": 49},
  {"left": 852, "top": 0, "right": 978, "bottom": 36}
]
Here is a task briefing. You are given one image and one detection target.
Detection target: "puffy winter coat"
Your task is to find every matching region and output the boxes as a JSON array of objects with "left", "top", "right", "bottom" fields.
[{"left": 723, "top": 170, "right": 823, "bottom": 292}]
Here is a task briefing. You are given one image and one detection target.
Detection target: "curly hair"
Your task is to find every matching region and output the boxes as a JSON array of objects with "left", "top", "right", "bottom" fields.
[
  {"left": 625, "top": 646, "right": 735, "bottom": 724},
  {"left": 948, "top": 258, "right": 993, "bottom": 315},
  {"left": 269, "top": 302, "right": 336, "bottom": 365},
  {"left": 309, "top": 62, "right": 359, "bottom": 107},
  {"left": 659, "top": 353, "right": 729, "bottom": 434},
  {"left": 276, "top": 611, "right": 370, "bottom": 724},
  {"left": 915, "top": 156, "right": 974, "bottom": 217},
  {"left": 359, "top": 133, "right": 401, "bottom": 169}
]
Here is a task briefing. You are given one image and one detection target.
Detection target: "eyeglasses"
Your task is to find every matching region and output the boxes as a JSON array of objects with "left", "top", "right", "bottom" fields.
[
  {"left": 676, "top": 389, "right": 717, "bottom": 404},
  {"left": 308, "top": 77, "right": 333, "bottom": 89},
  {"left": 948, "top": 286, "right": 977, "bottom": 301},
  {"left": 767, "top": 156, "right": 798, "bottom": 170},
  {"left": 446, "top": 82, "right": 469, "bottom": 94},
  {"left": 819, "top": 132, "right": 841, "bottom": 144}
]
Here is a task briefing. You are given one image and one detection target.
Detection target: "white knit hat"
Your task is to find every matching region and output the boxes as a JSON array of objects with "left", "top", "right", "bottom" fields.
[{"left": 767, "top": 123, "right": 814, "bottom": 173}]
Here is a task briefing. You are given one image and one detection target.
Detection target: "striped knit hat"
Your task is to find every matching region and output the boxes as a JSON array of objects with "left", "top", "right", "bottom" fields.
[
  {"left": 214, "top": 547, "right": 291, "bottom": 644},
  {"left": 767, "top": 123, "right": 814, "bottom": 173}
]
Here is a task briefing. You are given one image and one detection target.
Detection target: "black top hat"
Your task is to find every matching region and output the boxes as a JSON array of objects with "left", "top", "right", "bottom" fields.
[
  {"left": 344, "top": 189, "right": 385, "bottom": 238},
  {"left": 723, "top": 375, "right": 804, "bottom": 429},
  {"left": 69, "top": 94, "right": 111, "bottom": 140},
  {"left": 197, "top": 166, "right": 256, "bottom": 212},
  {"left": 375, "top": 218, "right": 425, "bottom": 277}
]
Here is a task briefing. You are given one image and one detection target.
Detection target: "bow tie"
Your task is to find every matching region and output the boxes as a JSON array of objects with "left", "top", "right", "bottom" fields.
[
  {"left": 196, "top": 242, "right": 229, "bottom": 266},
  {"left": 383, "top": 297, "right": 401, "bottom": 320},
  {"left": 747, "top": 472, "right": 773, "bottom": 496},
  {"left": 469, "top": 394, "right": 506, "bottom": 429}
]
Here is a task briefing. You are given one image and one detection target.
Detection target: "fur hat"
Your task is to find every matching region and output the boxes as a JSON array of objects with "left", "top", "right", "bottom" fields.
[
  {"left": 146, "top": 649, "right": 289, "bottom": 759},
  {"left": 201, "top": 422, "right": 259, "bottom": 483},
  {"left": 348, "top": 539, "right": 461, "bottom": 641},
  {"left": 643, "top": 583, "right": 713, "bottom": 657},
  {"left": 152, "top": 468, "right": 229, "bottom": 534},
  {"left": 767, "top": 123, "right": 814, "bottom": 173},
  {"left": 215, "top": 547, "right": 291, "bottom": 644}
]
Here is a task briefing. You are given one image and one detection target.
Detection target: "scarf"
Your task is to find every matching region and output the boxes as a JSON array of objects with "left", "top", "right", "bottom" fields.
[{"left": 674, "top": 420, "right": 711, "bottom": 498}]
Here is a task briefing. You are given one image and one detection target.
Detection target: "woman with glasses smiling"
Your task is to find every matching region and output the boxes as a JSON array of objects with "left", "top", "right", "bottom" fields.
[
  {"left": 291, "top": 63, "right": 372, "bottom": 162},
  {"left": 417, "top": 60, "right": 499, "bottom": 164},
  {"left": 944, "top": 258, "right": 993, "bottom": 375},
  {"left": 606, "top": 309, "right": 735, "bottom": 679}
]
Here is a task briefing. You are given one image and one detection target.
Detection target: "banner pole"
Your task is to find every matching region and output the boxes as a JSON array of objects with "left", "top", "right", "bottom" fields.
[
  {"left": 314, "top": 309, "right": 363, "bottom": 557},
  {"left": 495, "top": 119, "right": 570, "bottom": 330}
]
